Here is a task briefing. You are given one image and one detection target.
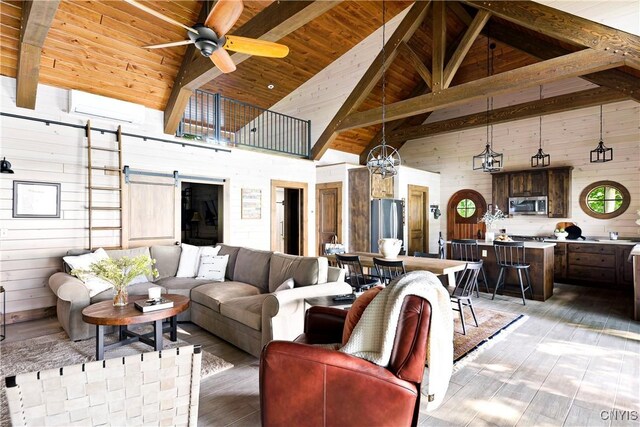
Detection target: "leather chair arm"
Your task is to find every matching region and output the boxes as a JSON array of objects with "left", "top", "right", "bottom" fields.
[{"left": 302, "top": 306, "right": 347, "bottom": 342}]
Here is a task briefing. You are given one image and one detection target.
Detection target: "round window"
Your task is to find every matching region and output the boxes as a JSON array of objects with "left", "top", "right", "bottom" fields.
[
  {"left": 456, "top": 198, "right": 476, "bottom": 218},
  {"left": 579, "top": 181, "right": 630, "bottom": 219}
]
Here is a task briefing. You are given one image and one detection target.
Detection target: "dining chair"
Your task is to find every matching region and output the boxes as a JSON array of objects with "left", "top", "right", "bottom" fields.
[
  {"left": 492, "top": 241, "right": 532, "bottom": 305},
  {"left": 335, "top": 254, "right": 380, "bottom": 292},
  {"left": 450, "top": 239, "right": 491, "bottom": 295},
  {"left": 451, "top": 261, "right": 482, "bottom": 335},
  {"left": 373, "top": 257, "right": 406, "bottom": 286}
]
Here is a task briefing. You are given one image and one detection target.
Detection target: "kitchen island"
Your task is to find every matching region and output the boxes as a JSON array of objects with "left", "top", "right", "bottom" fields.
[{"left": 448, "top": 241, "right": 556, "bottom": 302}]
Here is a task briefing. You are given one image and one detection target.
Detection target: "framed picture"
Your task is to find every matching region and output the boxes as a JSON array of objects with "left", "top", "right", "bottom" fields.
[
  {"left": 241, "top": 188, "right": 261, "bottom": 219},
  {"left": 13, "top": 181, "right": 61, "bottom": 218}
]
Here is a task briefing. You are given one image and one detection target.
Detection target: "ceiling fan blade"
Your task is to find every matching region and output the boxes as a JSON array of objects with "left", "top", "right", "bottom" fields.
[
  {"left": 205, "top": 0, "right": 244, "bottom": 37},
  {"left": 223, "top": 35, "right": 289, "bottom": 58},
  {"left": 123, "top": 0, "right": 198, "bottom": 34},
  {"left": 210, "top": 49, "right": 236, "bottom": 73},
  {"left": 143, "top": 40, "right": 194, "bottom": 49}
]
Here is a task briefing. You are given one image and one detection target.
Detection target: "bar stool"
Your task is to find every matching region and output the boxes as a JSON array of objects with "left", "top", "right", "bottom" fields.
[
  {"left": 335, "top": 254, "right": 380, "bottom": 292},
  {"left": 492, "top": 241, "right": 533, "bottom": 305},
  {"left": 451, "top": 261, "right": 482, "bottom": 335},
  {"left": 373, "top": 257, "right": 406, "bottom": 286},
  {"left": 450, "top": 239, "right": 491, "bottom": 296}
]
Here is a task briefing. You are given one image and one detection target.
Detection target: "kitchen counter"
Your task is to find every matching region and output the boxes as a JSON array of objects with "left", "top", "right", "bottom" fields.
[
  {"left": 478, "top": 241, "right": 557, "bottom": 249},
  {"left": 545, "top": 238, "right": 639, "bottom": 246}
]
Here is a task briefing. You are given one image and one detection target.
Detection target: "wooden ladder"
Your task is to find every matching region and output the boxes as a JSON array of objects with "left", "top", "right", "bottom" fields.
[{"left": 86, "top": 120, "right": 124, "bottom": 250}]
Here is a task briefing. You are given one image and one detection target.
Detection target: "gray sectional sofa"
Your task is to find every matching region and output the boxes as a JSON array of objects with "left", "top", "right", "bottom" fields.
[{"left": 48, "top": 244, "right": 350, "bottom": 357}]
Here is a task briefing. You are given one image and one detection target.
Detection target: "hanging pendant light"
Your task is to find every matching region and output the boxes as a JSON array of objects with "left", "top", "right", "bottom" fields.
[
  {"left": 472, "top": 38, "right": 502, "bottom": 172},
  {"left": 531, "top": 86, "right": 550, "bottom": 168},
  {"left": 366, "top": 0, "right": 400, "bottom": 179},
  {"left": 590, "top": 105, "right": 613, "bottom": 163}
]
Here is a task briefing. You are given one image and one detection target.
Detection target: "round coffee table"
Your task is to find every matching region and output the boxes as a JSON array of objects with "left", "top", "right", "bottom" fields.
[{"left": 82, "top": 294, "right": 189, "bottom": 360}]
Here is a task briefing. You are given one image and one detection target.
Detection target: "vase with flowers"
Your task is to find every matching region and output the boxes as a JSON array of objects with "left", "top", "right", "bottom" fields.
[
  {"left": 479, "top": 205, "right": 506, "bottom": 243},
  {"left": 72, "top": 254, "right": 158, "bottom": 306}
]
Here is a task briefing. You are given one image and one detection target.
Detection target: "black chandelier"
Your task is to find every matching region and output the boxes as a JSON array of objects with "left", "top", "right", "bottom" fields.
[
  {"left": 473, "top": 38, "right": 502, "bottom": 172},
  {"left": 531, "top": 86, "right": 550, "bottom": 168},
  {"left": 590, "top": 105, "right": 613, "bottom": 163}
]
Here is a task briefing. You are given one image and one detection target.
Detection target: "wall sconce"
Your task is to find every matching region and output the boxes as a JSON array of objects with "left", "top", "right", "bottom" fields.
[
  {"left": 1, "top": 157, "right": 14, "bottom": 174},
  {"left": 430, "top": 204, "right": 441, "bottom": 219}
]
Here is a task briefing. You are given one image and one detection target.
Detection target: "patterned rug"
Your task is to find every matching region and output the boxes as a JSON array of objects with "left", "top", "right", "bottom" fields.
[{"left": 0, "top": 331, "right": 233, "bottom": 424}]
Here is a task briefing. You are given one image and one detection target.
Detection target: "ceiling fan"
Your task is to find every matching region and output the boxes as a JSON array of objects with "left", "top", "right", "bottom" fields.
[{"left": 124, "top": 0, "right": 289, "bottom": 73}]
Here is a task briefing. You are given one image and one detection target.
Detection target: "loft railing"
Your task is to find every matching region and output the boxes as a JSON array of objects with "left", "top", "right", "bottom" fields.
[{"left": 177, "top": 90, "right": 311, "bottom": 158}]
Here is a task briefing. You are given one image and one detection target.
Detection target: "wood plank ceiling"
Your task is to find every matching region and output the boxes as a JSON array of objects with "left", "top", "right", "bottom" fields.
[{"left": 1, "top": 1, "right": 638, "bottom": 160}]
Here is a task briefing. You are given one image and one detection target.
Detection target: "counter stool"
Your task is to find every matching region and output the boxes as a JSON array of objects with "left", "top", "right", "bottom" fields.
[
  {"left": 492, "top": 241, "right": 533, "bottom": 305},
  {"left": 335, "top": 254, "right": 380, "bottom": 292},
  {"left": 450, "top": 239, "right": 491, "bottom": 296}
]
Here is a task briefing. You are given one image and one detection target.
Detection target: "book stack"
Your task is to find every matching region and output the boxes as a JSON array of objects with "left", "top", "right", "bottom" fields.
[{"left": 135, "top": 298, "right": 174, "bottom": 312}]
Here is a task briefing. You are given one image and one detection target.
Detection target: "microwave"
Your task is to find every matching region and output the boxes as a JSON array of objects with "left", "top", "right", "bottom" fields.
[{"left": 508, "top": 196, "right": 548, "bottom": 216}]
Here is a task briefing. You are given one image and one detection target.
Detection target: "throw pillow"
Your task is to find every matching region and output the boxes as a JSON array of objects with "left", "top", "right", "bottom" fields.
[
  {"left": 200, "top": 245, "right": 221, "bottom": 257},
  {"left": 196, "top": 254, "right": 229, "bottom": 281},
  {"left": 274, "top": 278, "right": 294, "bottom": 292},
  {"left": 63, "top": 248, "right": 112, "bottom": 298},
  {"left": 342, "top": 286, "right": 384, "bottom": 346},
  {"left": 176, "top": 243, "right": 201, "bottom": 277}
]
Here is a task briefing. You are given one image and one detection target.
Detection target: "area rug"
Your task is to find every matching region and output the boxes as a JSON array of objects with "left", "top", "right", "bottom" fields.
[
  {"left": 0, "top": 331, "right": 233, "bottom": 424},
  {"left": 452, "top": 307, "right": 527, "bottom": 373}
]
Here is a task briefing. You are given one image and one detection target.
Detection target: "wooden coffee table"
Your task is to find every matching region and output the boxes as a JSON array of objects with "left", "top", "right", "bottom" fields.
[{"left": 82, "top": 294, "right": 189, "bottom": 360}]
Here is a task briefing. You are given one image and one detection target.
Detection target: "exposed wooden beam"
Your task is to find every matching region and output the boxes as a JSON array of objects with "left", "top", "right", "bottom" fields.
[
  {"left": 399, "top": 42, "right": 432, "bottom": 89},
  {"left": 337, "top": 49, "right": 625, "bottom": 131},
  {"left": 16, "top": 0, "right": 60, "bottom": 109},
  {"left": 431, "top": 1, "right": 446, "bottom": 92},
  {"left": 310, "top": 1, "right": 431, "bottom": 160},
  {"left": 387, "top": 87, "right": 627, "bottom": 143},
  {"left": 465, "top": 1, "right": 640, "bottom": 68},
  {"left": 443, "top": 10, "right": 490, "bottom": 89},
  {"left": 164, "top": 1, "right": 342, "bottom": 135}
]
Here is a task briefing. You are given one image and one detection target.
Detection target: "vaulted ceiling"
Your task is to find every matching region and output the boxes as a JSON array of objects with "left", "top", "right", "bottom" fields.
[{"left": 1, "top": 0, "right": 639, "bottom": 162}]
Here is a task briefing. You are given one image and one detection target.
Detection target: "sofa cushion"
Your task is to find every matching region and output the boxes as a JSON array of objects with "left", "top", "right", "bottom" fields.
[
  {"left": 220, "top": 294, "right": 270, "bottom": 331},
  {"left": 191, "top": 281, "right": 262, "bottom": 313},
  {"left": 268, "top": 253, "right": 329, "bottom": 292},
  {"left": 106, "top": 247, "right": 154, "bottom": 282},
  {"left": 150, "top": 245, "right": 182, "bottom": 280},
  {"left": 234, "top": 248, "right": 273, "bottom": 292},
  {"left": 217, "top": 244, "right": 241, "bottom": 280},
  {"left": 155, "top": 276, "right": 211, "bottom": 291}
]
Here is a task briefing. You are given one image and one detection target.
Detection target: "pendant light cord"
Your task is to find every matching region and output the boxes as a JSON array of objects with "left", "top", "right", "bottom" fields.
[
  {"left": 381, "top": 0, "right": 386, "bottom": 147},
  {"left": 539, "top": 86, "right": 543, "bottom": 150},
  {"left": 600, "top": 104, "right": 603, "bottom": 141}
]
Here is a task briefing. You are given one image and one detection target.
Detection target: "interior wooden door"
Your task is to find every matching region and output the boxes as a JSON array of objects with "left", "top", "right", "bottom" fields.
[
  {"left": 123, "top": 174, "right": 180, "bottom": 248},
  {"left": 447, "top": 189, "right": 487, "bottom": 240},
  {"left": 407, "top": 185, "right": 429, "bottom": 255},
  {"left": 316, "top": 182, "right": 343, "bottom": 255},
  {"left": 284, "top": 188, "right": 302, "bottom": 255},
  {"left": 270, "top": 180, "right": 308, "bottom": 256}
]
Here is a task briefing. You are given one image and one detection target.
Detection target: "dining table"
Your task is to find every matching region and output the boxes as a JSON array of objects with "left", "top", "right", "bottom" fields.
[{"left": 326, "top": 252, "right": 467, "bottom": 287}]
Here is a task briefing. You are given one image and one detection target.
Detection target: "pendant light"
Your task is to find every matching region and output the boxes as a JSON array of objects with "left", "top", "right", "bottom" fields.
[
  {"left": 366, "top": 0, "right": 400, "bottom": 179},
  {"left": 590, "top": 105, "right": 613, "bottom": 162},
  {"left": 472, "top": 37, "right": 502, "bottom": 172},
  {"left": 531, "top": 86, "right": 550, "bottom": 168}
]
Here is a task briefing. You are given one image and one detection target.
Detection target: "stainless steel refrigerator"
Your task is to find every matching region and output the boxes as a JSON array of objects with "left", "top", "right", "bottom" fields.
[{"left": 371, "top": 198, "right": 404, "bottom": 254}]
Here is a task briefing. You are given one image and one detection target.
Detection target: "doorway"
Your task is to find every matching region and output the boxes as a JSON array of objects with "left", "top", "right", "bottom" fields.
[
  {"left": 181, "top": 182, "right": 223, "bottom": 246},
  {"left": 447, "top": 189, "right": 487, "bottom": 240},
  {"left": 407, "top": 185, "right": 429, "bottom": 255},
  {"left": 271, "top": 180, "right": 307, "bottom": 255},
  {"left": 316, "top": 182, "right": 343, "bottom": 255}
]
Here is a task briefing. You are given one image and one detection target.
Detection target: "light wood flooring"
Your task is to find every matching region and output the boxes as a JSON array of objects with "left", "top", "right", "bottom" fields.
[{"left": 2, "top": 283, "right": 638, "bottom": 426}]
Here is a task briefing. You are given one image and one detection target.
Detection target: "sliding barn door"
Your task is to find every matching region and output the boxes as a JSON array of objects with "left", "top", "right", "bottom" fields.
[{"left": 123, "top": 174, "right": 180, "bottom": 248}]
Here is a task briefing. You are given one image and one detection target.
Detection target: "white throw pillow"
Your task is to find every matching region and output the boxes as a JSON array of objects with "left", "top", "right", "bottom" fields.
[
  {"left": 176, "top": 244, "right": 201, "bottom": 277},
  {"left": 196, "top": 254, "right": 229, "bottom": 281},
  {"left": 274, "top": 278, "right": 294, "bottom": 292},
  {"left": 63, "top": 248, "right": 112, "bottom": 297},
  {"left": 200, "top": 245, "right": 221, "bottom": 257}
]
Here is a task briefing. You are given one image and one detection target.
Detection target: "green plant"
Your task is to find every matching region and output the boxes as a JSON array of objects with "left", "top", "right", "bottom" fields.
[{"left": 72, "top": 255, "right": 158, "bottom": 291}]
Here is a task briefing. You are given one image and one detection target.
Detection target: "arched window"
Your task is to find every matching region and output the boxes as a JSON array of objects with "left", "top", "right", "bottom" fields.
[
  {"left": 579, "top": 181, "right": 630, "bottom": 219},
  {"left": 456, "top": 198, "right": 476, "bottom": 219}
]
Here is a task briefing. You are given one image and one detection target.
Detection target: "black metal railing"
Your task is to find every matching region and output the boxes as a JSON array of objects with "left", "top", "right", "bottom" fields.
[{"left": 178, "top": 90, "right": 311, "bottom": 158}]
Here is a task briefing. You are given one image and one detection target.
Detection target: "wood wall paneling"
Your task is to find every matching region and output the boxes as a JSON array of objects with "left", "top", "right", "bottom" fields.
[{"left": 348, "top": 168, "right": 371, "bottom": 253}]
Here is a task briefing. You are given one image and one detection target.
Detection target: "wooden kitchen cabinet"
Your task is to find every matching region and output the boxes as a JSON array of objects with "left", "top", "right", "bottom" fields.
[
  {"left": 564, "top": 243, "right": 633, "bottom": 288},
  {"left": 492, "top": 173, "right": 509, "bottom": 213},
  {"left": 509, "top": 170, "right": 547, "bottom": 197},
  {"left": 547, "top": 167, "right": 572, "bottom": 218},
  {"left": 617, "top": 246, "right": 634, "bottom": 286},
  {"left": 554, "top": 242, "right": 567, "bottom": 281}
]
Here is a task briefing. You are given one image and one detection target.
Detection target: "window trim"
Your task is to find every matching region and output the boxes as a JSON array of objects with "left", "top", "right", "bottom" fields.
[{"left": 579, "top": 180, "right": 630, "bottom": 219}]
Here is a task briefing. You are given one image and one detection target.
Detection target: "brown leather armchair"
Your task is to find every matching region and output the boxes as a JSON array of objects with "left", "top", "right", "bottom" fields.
[{"left": 260, "top": 296, "right": 432, "bottom": 427}]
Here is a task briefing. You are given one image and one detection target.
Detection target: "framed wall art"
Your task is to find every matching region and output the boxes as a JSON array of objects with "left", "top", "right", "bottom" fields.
[
  {"left": 13, "top": 181, "right": 61, "bottom": 218},
  {"left": 241, "top": 188, "right": 262, "bottom": 219}
]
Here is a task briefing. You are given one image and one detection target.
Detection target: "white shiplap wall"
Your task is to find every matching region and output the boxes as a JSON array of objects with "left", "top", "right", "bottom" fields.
[
  {"left": 0, "top": 76, "right": 317, "bottom": 317},
  {"left": 400, "top": 79, "right": 640, "bottom": 239}
]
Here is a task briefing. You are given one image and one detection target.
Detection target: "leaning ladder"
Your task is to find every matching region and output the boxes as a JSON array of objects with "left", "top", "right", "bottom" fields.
[{"left": 86, "top": 120, "right": 124, "bottom": 250}]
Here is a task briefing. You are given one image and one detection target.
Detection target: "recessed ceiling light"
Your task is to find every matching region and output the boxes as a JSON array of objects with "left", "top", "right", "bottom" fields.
[{"left": 267, "top": 84, "right": 275, "bottom": 90}]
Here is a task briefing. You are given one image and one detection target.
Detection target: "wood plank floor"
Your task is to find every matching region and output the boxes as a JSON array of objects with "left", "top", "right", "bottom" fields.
[{"left": 2, "top": 283, "right": 638, "bottom": 426}]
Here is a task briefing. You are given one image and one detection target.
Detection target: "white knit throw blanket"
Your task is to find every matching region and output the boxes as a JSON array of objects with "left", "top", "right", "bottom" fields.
[{"left": 339, "top": 271, "right": 453, "bottom": 410}]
